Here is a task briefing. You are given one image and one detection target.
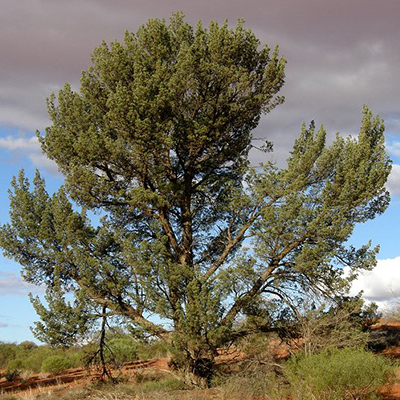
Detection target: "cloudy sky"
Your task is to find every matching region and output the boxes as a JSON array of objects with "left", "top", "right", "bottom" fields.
[{"left": 0, "top": 0, "right": 400, "bottom": 343}]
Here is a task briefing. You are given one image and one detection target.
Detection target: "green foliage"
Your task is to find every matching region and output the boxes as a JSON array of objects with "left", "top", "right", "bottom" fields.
[
  {"left": 136, "top": 340, "right": 169, "bottom": 360},
  {"left": 0, "top": 342, "right": 88, "bottom": 376},
  {"left": 0, "top": 12, "right": 391, "bottom": 386},
  {"left": 23, "top": 346, "right": 55, "bottom": 372},
  {"left": 0, "top": 342, "right": 16, "bottom": 368},
  {"left": 29, "top": 288, "right": 93, "bottom": 347},
  {"left": 19, "top": 341, "right": 37, "bottom": 350},
  {"left": 41, "top": 355, "right": 72, "bottom": 374},
  {"left": 285, "top": 347, "right": 396, "bottom": 399},
  {"left": 5, "top": 359, "right": 24, "bottom": 381},
  {"left": 105, "top": 337, "right": 139, "bottom": 367}
]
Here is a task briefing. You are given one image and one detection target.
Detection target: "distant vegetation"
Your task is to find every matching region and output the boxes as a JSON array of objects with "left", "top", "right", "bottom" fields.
[{"left": 0, "top": 334, "right": 169, "bottom": 382}]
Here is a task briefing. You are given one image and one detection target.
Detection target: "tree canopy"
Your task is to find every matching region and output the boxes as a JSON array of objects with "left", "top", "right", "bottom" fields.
[{"left": 0, "top": 14, "right": 391, "bottom": 386}]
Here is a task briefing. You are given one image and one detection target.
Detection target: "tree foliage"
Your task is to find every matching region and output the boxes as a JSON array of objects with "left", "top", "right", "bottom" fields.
[{"left": 0, "top": 14, "right": 391, "bottom": 386}]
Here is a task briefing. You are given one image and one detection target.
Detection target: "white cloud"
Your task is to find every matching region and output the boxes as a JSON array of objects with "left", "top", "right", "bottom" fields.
[
  {"left": 0, "top": 270, "right": 42, "bottom": 296},
  {"left": 386, "top": 142, "right": 400, "bottom": 157},
  {"left": 386, "top": 164, "right": 400, "bottom": 196},
  {"left": 0, "top": 136, "right": 40, "bottom": 151},
  {"left": 348, "top": 256, "right": 400, "bottom": 308},
  {"left": 0, "top": 135, "right": 59, "bottom": 175}
]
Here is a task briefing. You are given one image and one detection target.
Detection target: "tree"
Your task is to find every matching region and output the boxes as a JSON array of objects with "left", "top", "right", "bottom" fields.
[{"left": 0, "top": 14, "right": 391, "bottom": 387}]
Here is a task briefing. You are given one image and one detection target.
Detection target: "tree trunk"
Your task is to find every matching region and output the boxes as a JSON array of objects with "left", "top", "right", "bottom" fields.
[{"left": 168, "top": 344, "right": 215, "bottom": 388}]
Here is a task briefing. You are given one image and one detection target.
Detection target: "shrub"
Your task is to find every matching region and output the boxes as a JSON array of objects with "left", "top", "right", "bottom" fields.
[
  {"left": 19, "top": 341, "right": 38, "bottom": 351},
  {"left": 66, "top": 349, "right": 85, "bottom": 368},
  {"left": 0, "top": 343, "right": 16, "bottom": 368},
  {"left": 105, "top": 337, "right": 139, "bottom": 367},
  {"left": 285, "top": 347, "right": 396, "bottom": 399},
  {"left": 5, "top": 359, "right": 24, "bottom": 381},
  {"left": 23, "top": 347, "right": 54, "bottom": 372},
  {"left": 41, "top": 355, "right": 72, "bottom": 374},
  {"left": 136, "top": 340, "right": 169, "bottom": 360}
]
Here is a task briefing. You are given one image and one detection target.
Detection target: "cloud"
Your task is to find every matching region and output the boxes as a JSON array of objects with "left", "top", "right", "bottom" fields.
[
  {"left": 0, "top": 270, "right": 42, "bottom": 296},
  {"left": 386, "top": 164, "right": 400, "bottom": 196},
  {"left": 0, "top": 314, "right": 11, "bottom": 328},
  {"left": 348, "top": 257, "right": 400, "bottom": 308},
  {"left": 0, "top": 135, "right": 59, "bottom": 175},
  {"left": 0, "top": 136, "right": 39, "bottom": 152},
  {"left": 0, "top": 0, "right": 398, "bottom": 149},
  {"left": 387, "top": 142, "right": 400, "bottom": 158}
]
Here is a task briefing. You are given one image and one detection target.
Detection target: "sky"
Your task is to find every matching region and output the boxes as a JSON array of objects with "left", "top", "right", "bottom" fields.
[{"left": 0, "top": 0, "right": 400, "bottom": 343}]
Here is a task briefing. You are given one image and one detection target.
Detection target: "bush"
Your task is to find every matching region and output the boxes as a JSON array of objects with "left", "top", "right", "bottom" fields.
[
  {"left": 19, "top": 341, "right": 38, "bottom": 351},
  {"left": 5, "top": 359, "right": 24, "bottom": 381},
  {"left": 285, "top": 347, "right": 396, "bottom": 399},
  {"left": 66, "top": 349, "right": 85, "bottom": 368},
  {"left": 0, "top": 343, "right": 16, "bottom": 368},
  {"left": 41, "top": 355, "right": 72, "bottom": 374},
  {"left": 136, "top": 340, "right": 169, "bottom": 360},
  {"left": 23, "top": 347, "right": 54, "bottom": 372},
  {"left": 105, "top": 337, "right": 139, "bottom": 367}
]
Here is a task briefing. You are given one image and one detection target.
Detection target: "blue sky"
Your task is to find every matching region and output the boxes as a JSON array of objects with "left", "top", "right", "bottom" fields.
[{"left": 1, "top": 0, "right": 400, "bottom": 343}]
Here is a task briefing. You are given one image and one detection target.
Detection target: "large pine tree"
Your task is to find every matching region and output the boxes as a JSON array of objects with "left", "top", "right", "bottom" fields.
[{"left": 0, "top": 14, "right": 391, "bottom": 386}]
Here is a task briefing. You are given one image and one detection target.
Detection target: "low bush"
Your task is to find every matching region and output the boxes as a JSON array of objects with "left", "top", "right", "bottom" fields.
[
  {"left": 4, "top": 359, "right": 24, "bottom": 382},
  {"left": 23, "top": 346, "right": 54, "bottom": 372},
  {"left": 105, "top": 337, "right": 139, "bottom": 367},
  {"left": 41, "top": 355, "right": 72, "bottom": 374},
  {"left": 136, "top": 340, "right": 169, "bottom": 360},
  {"left": 285, "top": 347, "right": 396, "bottom": 399}
]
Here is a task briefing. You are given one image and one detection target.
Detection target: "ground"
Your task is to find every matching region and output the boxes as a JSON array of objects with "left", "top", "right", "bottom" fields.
[{"left": 2, "top": 326, "right": 400, "bottom": 399}]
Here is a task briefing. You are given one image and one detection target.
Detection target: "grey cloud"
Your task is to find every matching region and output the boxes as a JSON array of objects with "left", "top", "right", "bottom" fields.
[{"left": 0, "top": 0, "right": 399, "bottom": 166}]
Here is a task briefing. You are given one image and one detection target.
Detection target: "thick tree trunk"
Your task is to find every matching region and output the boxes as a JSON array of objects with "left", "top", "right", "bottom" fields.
[{"left": 168, "top": 342, "right": 216, "bottom": 388}]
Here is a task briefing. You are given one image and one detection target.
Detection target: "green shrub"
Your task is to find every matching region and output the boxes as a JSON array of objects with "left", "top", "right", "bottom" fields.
[
  {"left": 19, "top": 341, "right": 38, "bottom": 351},
  {"left": 66, "top": 349, "right": 85, "bottom": 368},
  {"left": 137, "top": 340, "right": 169, "bottom": 360},
  {"left": 285, "top": 347, "right": 396, "bottom": 400},
  {"left": 0, "top": 343, "right": 16, "bottom": 368},
  {"left": 105, "top": 337, "right": 139, "bottom": 367},
  {"left": 41, "top": 355, "right": 72, "bottom": 374},
  {"left": 23, "top": 347, "right": 54, "bottom": 372},
  {"left": 5, "top": 359, "right": 24, "bottom": 381}
]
